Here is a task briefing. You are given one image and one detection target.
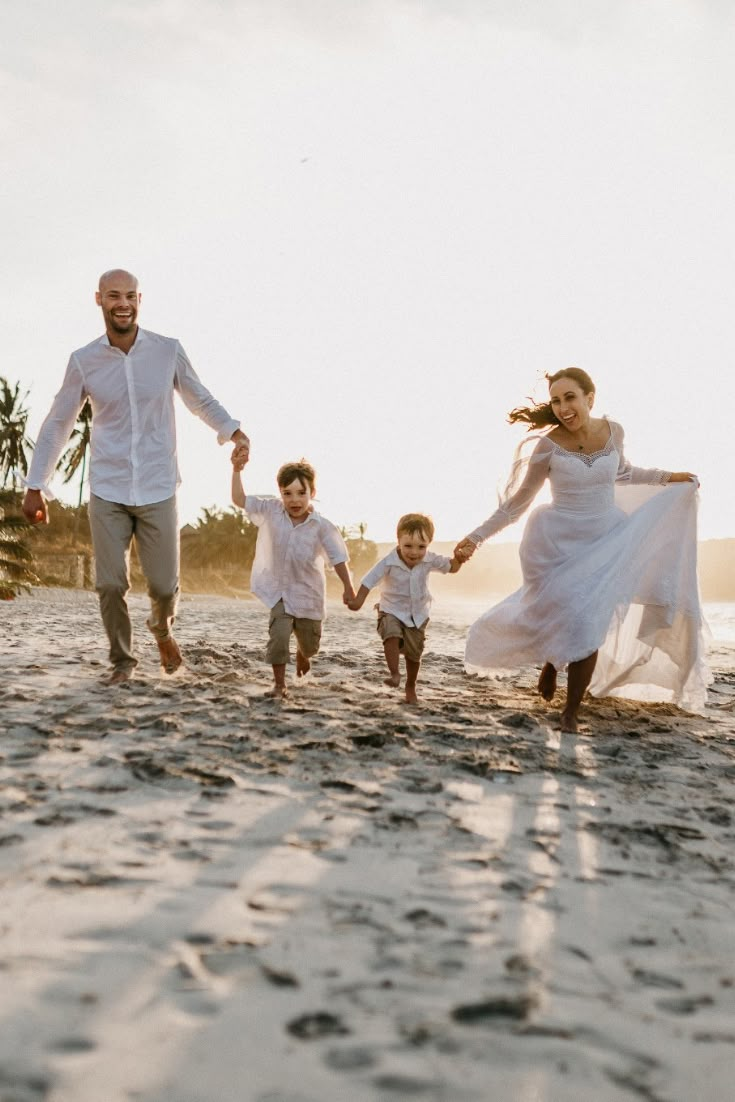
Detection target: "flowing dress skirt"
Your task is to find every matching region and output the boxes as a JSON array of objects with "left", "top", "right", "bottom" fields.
[{"left": 465, "top": 482, "right": 710, "bottom": 713}]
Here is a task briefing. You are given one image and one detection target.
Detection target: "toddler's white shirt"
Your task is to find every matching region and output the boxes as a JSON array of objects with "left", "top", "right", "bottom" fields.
[
  {"left": 360, "top": 549, "right": 452, "bottom": 628},
  {"left": 245, "top": 496, "right": 348, "bottom": 620}
]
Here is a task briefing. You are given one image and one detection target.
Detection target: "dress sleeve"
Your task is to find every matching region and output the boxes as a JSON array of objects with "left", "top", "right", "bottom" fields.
[
  {"left": 610, "top": 421, "right": 671, "bottom": 486},
  {"left": 24, "top": 355, "right": 88, "bottom": 498},
  {"left": 468, "top": 438, "right": 552, "bottom": 546},
  {"left": 174, "top": 342, "right": 241, "bottom": 445}
]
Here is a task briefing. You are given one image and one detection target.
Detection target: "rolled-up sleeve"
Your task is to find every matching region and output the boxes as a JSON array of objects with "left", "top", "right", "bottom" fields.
[
  {"left": 360, "top": 558, "right": 389, "bottom": 591},
  {"left": 320, "top": 520, "right": 349, "bottom": 565},
  {"left": 174, "top": 343, "right": 240, "bottom": 444},
  {"left": 25, "top": 356, "right": 87, "bottom": 497}
]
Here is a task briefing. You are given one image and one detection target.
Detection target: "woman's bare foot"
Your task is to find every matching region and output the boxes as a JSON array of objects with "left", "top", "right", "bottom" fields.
[
  {"left": 384, "top": 673, "right": 401, "bottom": 688},
  {"left": 404, "top": 686, "right": 419, "bottom": 705},
  {"left": 296, "top": 651, "right": 311, "bottom": 678},
  {"left": 157, "top": 636, "right": 182, "bottom": 675},
  {"left": 538, "top": 662, "right": 557, "bottom": 701},
  {"left": 559, "top": 710, "right": 579, "bottom": 733},
  {"left": 264, "top": 685, "right": 288, "bottom": 699}
]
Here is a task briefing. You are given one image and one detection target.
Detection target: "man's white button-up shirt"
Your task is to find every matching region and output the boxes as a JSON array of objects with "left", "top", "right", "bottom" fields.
[
  {"left": 245, "top": 496, "right": 348, "bottom": 620},
  {"left": 360, "top": 548, "right": 452, "bottom": 627},
  {"left": 26, "top": 329, "right": 240, "bottom": 506}
]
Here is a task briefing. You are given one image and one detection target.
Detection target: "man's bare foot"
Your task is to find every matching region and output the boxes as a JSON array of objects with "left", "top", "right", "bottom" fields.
[
  {"left": 538, "top": 662, "right": 557, "bottom": 701},
  {"left": 157, "top": 636, "right": 182, "bottom": 675},
  {"left": 264, "top": 685, "right": 288, "bottom": 699},
  {"left": 106, "top": 668, "right": 133, "bottom": 685},
  {"left": 560, "top": 710, "right": 579, "bottom": 733},
  {"left": 296, "top": 651, "right": 311, "bottom": 678},
  {"left": 383, "top": 673, "right": 401, "bottom": 688},
  {"left": 404, "top": 686, "right": 419, "bottom": 705}
]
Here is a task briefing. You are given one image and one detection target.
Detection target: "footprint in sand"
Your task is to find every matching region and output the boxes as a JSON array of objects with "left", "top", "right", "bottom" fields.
[
  {"left": 286, "top": 1012, "right": 350, "bottom": 1040},
  {"left": 451, "top": 992, "right": 538, "bottom": 1024}
]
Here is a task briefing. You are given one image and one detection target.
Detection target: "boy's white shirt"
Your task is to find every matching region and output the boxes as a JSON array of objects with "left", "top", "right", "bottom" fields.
[
  {"left": 360, "top": 548, "right": 453, "bottom": 628},
  {"left": 245, "top": 495, "right": 348, "bottom": 620}
]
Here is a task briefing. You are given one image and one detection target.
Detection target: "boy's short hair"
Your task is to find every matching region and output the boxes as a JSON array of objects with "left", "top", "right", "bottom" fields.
[
  {"left": 277, "top": 459, "right": 316, "bottom": 494},
  {"left": 397, "top": 513, "right": 434, "bottom": 542}
]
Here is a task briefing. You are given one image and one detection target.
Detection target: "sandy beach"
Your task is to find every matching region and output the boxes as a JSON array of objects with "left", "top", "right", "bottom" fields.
[{"left": 2, "top": 588, "right": 735, "bottom": 1102}]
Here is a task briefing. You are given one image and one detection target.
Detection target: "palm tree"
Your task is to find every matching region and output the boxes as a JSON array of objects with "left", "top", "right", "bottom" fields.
[
  {"left": 0, "top": 492, "right": 37, "bottom": 599},
  {"left": 0, "top": 378, "right": 33, "bottom": 489},
  {"left": 58, "top": 399, "right": 92, "bottom": 506}
]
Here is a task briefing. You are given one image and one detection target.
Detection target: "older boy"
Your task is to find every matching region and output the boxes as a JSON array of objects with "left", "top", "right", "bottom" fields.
[
  {"left": 232, "top": 455, "right": 354, "bottom": 697},
  {"left": 347, "top": 513, "right": 461, "bottom": 704}
]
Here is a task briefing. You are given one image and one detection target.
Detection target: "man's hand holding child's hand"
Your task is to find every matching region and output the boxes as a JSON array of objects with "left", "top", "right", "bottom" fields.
[{"left": 231, "top": 446, "right": 248, "bottom": 471}]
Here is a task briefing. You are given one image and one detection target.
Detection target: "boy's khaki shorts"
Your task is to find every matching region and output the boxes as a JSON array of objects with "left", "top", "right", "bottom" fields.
[
  {"left": 266, "top": 599, "right": 322, "bottom": 665},
  {"left": 376, "top": 611, "right": 428, "bottom": 663}
]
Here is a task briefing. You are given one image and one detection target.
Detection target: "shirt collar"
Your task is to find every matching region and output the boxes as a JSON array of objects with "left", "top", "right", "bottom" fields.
[
  {"left": 280, "top": 503, "right": 318, "bottom": 527},
  {"left": 101, "top": 326, "right": 147, "bottom": 351},
  {"left": 386, "top": 546, "right": 408, "bottom": 569}
]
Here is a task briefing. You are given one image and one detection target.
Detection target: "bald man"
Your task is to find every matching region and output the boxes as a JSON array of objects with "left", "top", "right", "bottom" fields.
[{"left": 23, "top": 269, "right": 249, "bottom": 684}]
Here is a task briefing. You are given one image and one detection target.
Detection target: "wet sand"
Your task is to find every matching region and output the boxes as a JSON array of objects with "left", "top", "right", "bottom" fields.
[{"left": 2, "top": 588, "right": 735, "bottom": 1102}]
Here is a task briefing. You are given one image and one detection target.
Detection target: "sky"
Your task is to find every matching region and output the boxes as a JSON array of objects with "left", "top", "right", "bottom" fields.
[{"left": 3, "top": 0, "right": 734, "bottom": 542}]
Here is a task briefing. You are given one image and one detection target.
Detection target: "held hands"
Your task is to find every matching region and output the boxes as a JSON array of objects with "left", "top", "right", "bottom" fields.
[
  {"left": 231, "top": 444, "right": 249, "bottom": 471},
  {"left": 342, "top": 584, "right": 356, "bottom": 607},
  {"left": 346, "top": 585, "right": 368, "bottom": 612},
  {"left": 230, "top": 430, "right": 250, "bottom": 471},
  {"left": 453, "top": 538, "right": 477, "bottom": 563}
]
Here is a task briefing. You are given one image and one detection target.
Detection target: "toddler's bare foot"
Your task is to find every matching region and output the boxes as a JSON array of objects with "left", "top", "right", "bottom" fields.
[
  {"left": 265, "top": 685, "right": 288, "bottom": 699},
  {"left": 383, "top": 673, "right": 401, "bottom": 688},
  {"left": 296, "top": 651, "right": 311, "bottom": 678},
  {"left": 538, "top": 662, "right": 557, "bottom": 701},
  {"left": 404, "top": 686, "right": 419, "bottom": 705},
  {"left": 559, "top": 710, "right": 579, "bottom": 733},
  {"left": 157, "top": 636, "right": 183, "bottom": 675}
]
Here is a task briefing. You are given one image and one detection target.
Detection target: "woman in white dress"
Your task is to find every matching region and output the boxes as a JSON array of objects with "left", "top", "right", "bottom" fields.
[{"left": 454, "top": 369, "right": 707, "bottom": 733}]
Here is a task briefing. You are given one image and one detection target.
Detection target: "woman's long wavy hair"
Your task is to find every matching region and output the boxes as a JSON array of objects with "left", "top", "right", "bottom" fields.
[{"left": 508, "top": 367, "right": 596, "bottom": 430}]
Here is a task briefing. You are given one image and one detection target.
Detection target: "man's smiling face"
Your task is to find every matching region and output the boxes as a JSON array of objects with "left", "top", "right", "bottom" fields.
[{"left": 96, "top": 270, "right": 141, "bottom": 336}]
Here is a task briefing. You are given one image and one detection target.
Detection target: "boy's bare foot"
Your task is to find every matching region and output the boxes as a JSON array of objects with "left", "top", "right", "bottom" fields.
[
  {"left": 559, "top": 710, "right": 579, "bottom": 733},
  {"left": 296, "top": 651, "right": 311, "bottom": 678},
  {"left": 264, "top": 685, "right": 288, "bottom": 699},
  {"left": 106, "top": 668, "right": 133, "bottom": 685},
  {"left": 383, "top": 673, "right": 401, "bottom": 688},
  {"left": 538, "top": 662, "right": 557, "bottom": 701},
  {"left": 404, "top": 686, "right": 419, "bottom": 705},
  {"left": 157, "top": 636, "right": 183, "bottom": 675}
]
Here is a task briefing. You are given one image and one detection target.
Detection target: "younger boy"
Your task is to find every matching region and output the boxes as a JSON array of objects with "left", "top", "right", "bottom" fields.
[
  {"left": 232, "top": 454, "right": 354, "bottom": 697},
  {"left": 347, "top": 513, "right": 461, "bottom": 704}
]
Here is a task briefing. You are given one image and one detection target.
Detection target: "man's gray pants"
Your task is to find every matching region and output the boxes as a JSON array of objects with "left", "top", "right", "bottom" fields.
[{"left": 89, "top": 493, "right": 179, "bottom": 671}]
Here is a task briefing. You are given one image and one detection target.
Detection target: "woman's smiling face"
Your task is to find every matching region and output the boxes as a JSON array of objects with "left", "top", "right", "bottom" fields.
[{"left": 549, "top": 375, "right": 594, "bottom": 432}]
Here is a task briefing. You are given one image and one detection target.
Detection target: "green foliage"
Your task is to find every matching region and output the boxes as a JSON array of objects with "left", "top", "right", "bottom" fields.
[
  {"left": 0, "top": 378, "right": 34, "bottom": 489},
  {"left": 0, "top": 491, "right": 38, "bottom": 599},
  {"left": 180, "top": 505, "right": 258, "bottom": 570},
  {"left": 29, "top": 501, "right": 92, "bottom": 553}
]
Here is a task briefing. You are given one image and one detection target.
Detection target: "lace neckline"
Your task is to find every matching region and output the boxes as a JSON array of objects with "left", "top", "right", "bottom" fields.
[{"left": 549, "top": 432, "right": 615, "bottom": 466}]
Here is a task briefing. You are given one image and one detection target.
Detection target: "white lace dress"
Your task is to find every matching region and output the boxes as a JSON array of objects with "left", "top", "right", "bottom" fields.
[{"left": 465, "top": 420, "right": 710, "bottom": 713}]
